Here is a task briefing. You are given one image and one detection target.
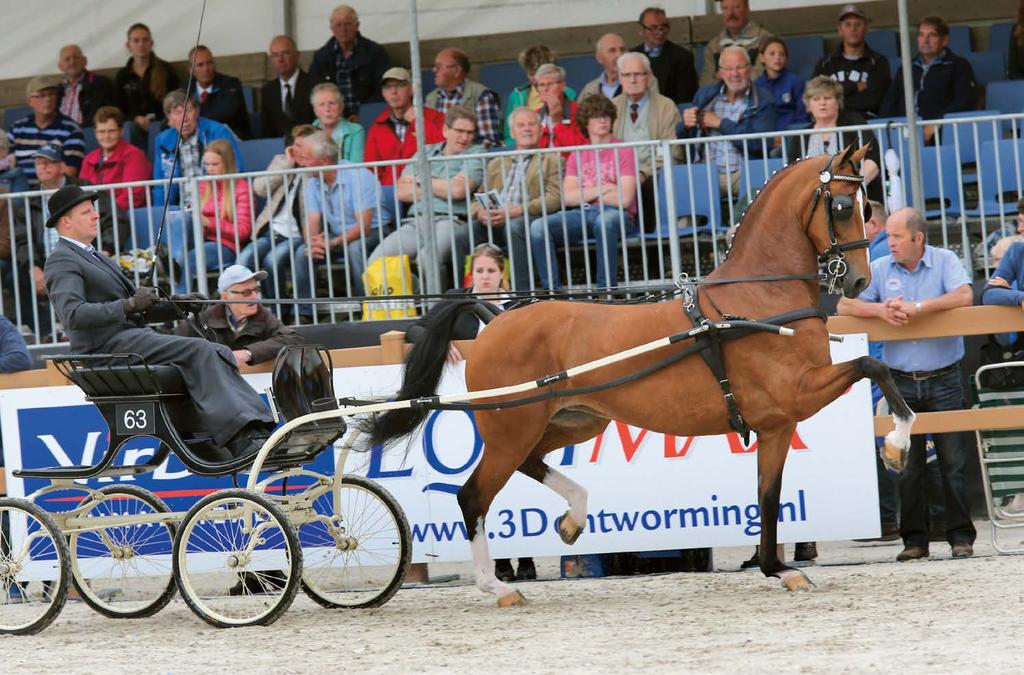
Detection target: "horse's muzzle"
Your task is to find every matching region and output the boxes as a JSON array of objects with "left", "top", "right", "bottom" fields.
[{"left": 843, "top": 274, "right": 869, "bottom": 298}]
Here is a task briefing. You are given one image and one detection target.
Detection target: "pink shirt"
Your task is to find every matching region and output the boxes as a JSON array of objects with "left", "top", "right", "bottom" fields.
[
  {"left": 199, "top": 178, "right": 252, "bottom": 252},
  {"left": 564, "top": 139, "right": 637, "bottom": 214},
  {"left": 79, "top": 140, "right": 151, "bottom": 212}
]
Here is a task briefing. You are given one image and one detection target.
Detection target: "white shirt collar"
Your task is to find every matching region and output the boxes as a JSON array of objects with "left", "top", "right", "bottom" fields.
[
  {"left": 59, "top": 235, "right": 89, "bottom": 250},
  {"left": 280, "top": 71, "right": 299, "bottom": 90}
]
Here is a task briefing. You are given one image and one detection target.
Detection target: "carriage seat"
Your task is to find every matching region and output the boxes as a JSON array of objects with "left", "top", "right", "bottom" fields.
[{"left": 53, "top": 354, "right": 187, "bottom": 398}]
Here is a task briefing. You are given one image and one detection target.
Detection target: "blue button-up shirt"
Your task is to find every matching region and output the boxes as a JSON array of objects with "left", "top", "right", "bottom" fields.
[
  {"left": 304, "top": 161, "right": 382, "bottom": 236},
  {"left": 858, "top": 245, "right": 971, "bottom": 371}
]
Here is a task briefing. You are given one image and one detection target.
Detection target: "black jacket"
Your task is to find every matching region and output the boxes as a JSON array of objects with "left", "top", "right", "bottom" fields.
[
  {"left": 197, "top": 72, "right": 251, "bottom": 139},
  {"left": 114, "top": 57, "right": 182, "bottom": 121},
  {"left": 812, "top": 46, "right": 891, "bottom": 116},
  {"left": 784, "top": 110, "right": 883, "bottom": 202},
  {"left": 174, "top": 303, "right": 301, "bottom": 364},
  {"left": 60, "top": 71, "right": 117, "bottom": 127},
  {"left": 259, "top": 69, "right": 317, "bottom": 139},
  {"left": 308, "top": 34, "right": 390, "bottom": 109},
  {"left": 880, "top": 49, "right": 977, "bottom": 120},
  {"left": 630, "top": 40, "right": 698, "bottom": 104}
]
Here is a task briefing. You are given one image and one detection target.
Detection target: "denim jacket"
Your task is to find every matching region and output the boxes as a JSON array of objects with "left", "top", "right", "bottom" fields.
[{"left": 683, "top": 81, "right": 777, "bottom": 158}]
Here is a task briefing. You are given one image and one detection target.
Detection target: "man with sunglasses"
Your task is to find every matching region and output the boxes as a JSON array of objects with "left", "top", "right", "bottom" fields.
[
  {"left": 175, "top": 264, "right": 300, "bottom": 367},
  {"left": 630, "top": 7, "right": 697, "bottom": 104},
  {"left": 700, "top": 0, "right": 774, "bottom": 85}
]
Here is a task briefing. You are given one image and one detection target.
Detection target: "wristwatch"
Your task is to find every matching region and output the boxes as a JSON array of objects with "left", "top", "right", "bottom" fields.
[{"left": 914, "top": 301, "right": 923, "bottom": 314}]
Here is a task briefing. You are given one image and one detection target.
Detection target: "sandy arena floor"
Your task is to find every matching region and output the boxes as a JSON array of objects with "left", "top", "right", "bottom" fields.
[{"left": 2, "top": 524, "right": 1022, "bottom": 674}]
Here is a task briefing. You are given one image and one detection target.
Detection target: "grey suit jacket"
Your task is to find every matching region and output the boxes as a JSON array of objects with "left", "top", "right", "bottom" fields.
[{"left": 44, "top": 239, "right": 176, "bottom": 354}]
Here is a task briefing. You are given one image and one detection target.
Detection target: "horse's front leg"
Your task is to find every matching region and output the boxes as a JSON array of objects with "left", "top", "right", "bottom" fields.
[{"left": 755, "top": 423, "right": 814, "bottom": 591}]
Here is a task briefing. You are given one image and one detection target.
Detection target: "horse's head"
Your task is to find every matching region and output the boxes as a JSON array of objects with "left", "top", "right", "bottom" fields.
[{"left": 804, "top": 145, "right": 873, "bottom": 298}]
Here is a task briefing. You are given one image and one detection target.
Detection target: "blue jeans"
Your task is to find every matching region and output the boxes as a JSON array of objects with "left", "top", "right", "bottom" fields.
[
  {"left": 236, "top": 232, "right": 304, "bottom": 301},
  {"left": 293, "top": 231, "right": 381, "bottom": 317},
  {"left": 529, "top": 206, "right": 635, "bottom": 290},
  {"left": 177, "top": 242, "right": 235, "bottom": 293},
  {"left": 893, "top": 368, "right": 975, "bottom": 548}
]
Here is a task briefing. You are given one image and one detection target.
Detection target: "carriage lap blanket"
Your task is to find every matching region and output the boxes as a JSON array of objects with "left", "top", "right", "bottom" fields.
[{"left": 44, "top": 239, "right": 273, "bottom": 446}]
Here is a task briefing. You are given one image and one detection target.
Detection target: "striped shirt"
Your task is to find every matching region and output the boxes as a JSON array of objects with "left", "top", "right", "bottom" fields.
[
  {"left": 6, "top": 113, "right": 85, "bottom": 186},
  {"left": 707, "top": 89, "right": 748, "bottom": 172}
]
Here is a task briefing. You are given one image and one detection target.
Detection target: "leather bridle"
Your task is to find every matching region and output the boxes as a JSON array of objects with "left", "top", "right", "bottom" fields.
[{"left": 807, "top": 153, "right": 870, "bottom": 294}]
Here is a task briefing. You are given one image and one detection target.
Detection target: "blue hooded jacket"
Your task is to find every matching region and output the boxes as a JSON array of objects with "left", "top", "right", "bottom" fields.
[{"left": 152, "top": 117, "right": 243, "bottom": 206}]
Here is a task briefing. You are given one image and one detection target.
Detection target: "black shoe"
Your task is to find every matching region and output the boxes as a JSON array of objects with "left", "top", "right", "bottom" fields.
[
  {"left": 228, "top": 570, "right": 288, "bottom": 595},
  {"left": 740, "top": 546, "right": 760, "bottom": 569},
  {"left": 896, "top": 545, "right": 929, "bottom": 562},
  {"left": 494, "top": 558, "right": 515, "bottom": 582},
  {"left": 515, "top": 558, "right": 537, "bottom": 580},
  {"left": 223, "top": 423, "right": 273, "bottom": 459},
  {"left": 794, "top": 542, "right": 818, "bottom": 561}
]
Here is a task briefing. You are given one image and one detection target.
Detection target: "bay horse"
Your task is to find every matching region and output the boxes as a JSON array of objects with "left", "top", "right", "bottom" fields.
[{"left": 369, "top": 145, "right": 916, "bottom": 606}]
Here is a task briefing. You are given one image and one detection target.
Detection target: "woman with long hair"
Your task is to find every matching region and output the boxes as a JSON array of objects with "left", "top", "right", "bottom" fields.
[
  {"left": 114, "top": 23, "right": 181, "bottom": 143},
  {"left": 175, "top": 139, "right": 252, "bottom": 292}
]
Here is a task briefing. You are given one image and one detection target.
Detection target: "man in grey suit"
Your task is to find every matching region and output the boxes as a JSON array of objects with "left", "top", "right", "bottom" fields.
[{"left": 43, "top": 185, "right": 275, "bottom": 458}]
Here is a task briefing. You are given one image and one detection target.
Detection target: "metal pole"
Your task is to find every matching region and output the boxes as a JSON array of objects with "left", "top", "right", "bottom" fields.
[
  {"left": 282, "top": 0, "right": 295, "bottom": 40},
  {"left": 897, "top": 0, "right": 925, "bottom": 213},
  {"left": 408, "top": 0, "right": 441, "bottom": 295}
]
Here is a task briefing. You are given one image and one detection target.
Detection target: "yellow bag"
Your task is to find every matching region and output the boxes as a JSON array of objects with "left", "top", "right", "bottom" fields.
[{"left": 361, "top": 255, "right": 419, "bottom": 320}]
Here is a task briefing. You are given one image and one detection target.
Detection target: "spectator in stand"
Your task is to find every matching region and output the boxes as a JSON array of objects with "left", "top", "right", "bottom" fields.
[
  {"left": 426, "top": 48, "right": 503, "bottom": 149},
  {"left": 294, "top": 132, "right": 383, "bottom": 319},
  {"left": 530, "top": 95, "right": 637, "bottom": 290},
  {"left": 174, "top": 264, "right": 301, "bottom": 367},
  {"left": 474, "top": 107, "right": 561, "bottom": 290},
  {"left": 174, "top": 139, "right": 252, "bottom": 293},
  {"left": 611, "top": 52, "right": 683, "bottom": 231},
  {"left": 8, "top": 77, "right": 86, "bottom": 187},
  {"left": 631, "top": 6, "right": 698, "bottom": 104},
  {"left": 114, "top": 23, "right": 181, "bottom": 143},
  {"left": 153, "top": 89, "right": 243, "bottom": 207},
  {"left": 311, "top": 82, "right": 365, "bottom": 162},
  {"left": 683, "top": 46, "right": 776, "bottom": 195},
  {"left": 880, "top": 15, "right": 977, "bottom": 142},
  {"left": 365, "top": 67, "right": 446, "bottom": 186},
  {"left": 581, "top": 33, "right": 628, "bottom": 100},
  {"left": 370, "top": 106, "right": 485, "bottom": 279},
  {"left": 503, "top": 45, "right": 578, "bottom": 146},
  {"left": 700, "top": 0, "right": 774, "bottom": 85},
  {"left": 308, "top": 4, "right": 390, "bottom": 119},
  {"left": 532, "top": 64, "right": 587, "bottom": 150},
  {"left": 57, "top": 44, "right": 115, "bottom": 128},
  {"left": 837, "top": 207, "right": 975, "bottom": 562},
  {"left": 754, "top": 38, "right": 808, "bottom": 145},
  {"left": 260, "top": 35, "right": 316, "bottom": 139},
  {"left": 0, "top": 134, "right": 29, "bottom": 195},
  {"left": 0, "top": 315, "right": 32, "bottom": 373},
  {"left": 989, "top": 198, "right": 1024, "bottom": 267},
  {"left": 188, "top": 45, "right": 251, "bottom": 139},
  {"left": 79, "top": 106, "right": 151, "bottom": 212},
  {"left": 1009, "top": 1, "right": 1024, "bottom": 80},
  {"left": 812, "top": 4, "right": 891, "bottom": 117},
  {"left": 239, "top": 125, "right": 318, "bottom": 305},
  {"left": 783, "top": 76, "right": 881, "bottom": 201}
]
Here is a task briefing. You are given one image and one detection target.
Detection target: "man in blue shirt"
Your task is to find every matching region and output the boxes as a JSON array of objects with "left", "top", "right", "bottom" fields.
[
  {"left": 294, "top": 131, "right": 382, "bottom": 319},
  {"left": 838, "top": 207, "right": 975, "bottom": 561},
  {"left": 8, "top": 76, "right": 86, "bottom": 187}
]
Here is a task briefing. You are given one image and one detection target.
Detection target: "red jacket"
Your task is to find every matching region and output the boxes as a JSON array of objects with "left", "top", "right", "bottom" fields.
[
  {"left": 79, "top": 140, "right": 151, "bottom": 212},
  {"left": 539, "top": 100, "right": 587, "bottom": 150},
  {"left": 364, "top": 107, "right": 446, "bottom": 185}
]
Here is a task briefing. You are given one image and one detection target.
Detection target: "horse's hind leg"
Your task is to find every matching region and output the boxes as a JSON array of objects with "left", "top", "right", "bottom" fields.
[
  {"left": 519, "top": 456, "right": 588, "bottom": 545},
  {"left": 756, "top": 423, "right": 815, "bottom": 591}
]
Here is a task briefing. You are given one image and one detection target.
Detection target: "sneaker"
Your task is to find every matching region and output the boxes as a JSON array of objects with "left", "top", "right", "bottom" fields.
[
  {"left": 951, "top": 542, "right": 973, "bottom": 558},
  {"left": 896, "top": 545, "right": 929, "bottom": 562}
]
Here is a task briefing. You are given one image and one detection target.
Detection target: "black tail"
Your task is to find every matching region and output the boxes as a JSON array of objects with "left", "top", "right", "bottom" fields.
[{"left": 366, "top": 300, "right": 495, "bottom": 448}]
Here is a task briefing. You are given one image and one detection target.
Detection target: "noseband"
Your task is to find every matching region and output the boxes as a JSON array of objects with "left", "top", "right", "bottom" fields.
[{"left": 808, "top": 154, "right": 870, "bottom": 294}]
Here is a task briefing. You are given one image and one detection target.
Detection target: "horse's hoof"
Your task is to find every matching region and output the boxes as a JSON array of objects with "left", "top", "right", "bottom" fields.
[
  {"left": 881, "top": 438, "right": 908, "bottom": 472},
  {"left": 779, "top": 569, "right": 815, "bottom": 592},
  {"left": 497, "top": 590, "right": 527, "bottom": 608},
  {"left": 558, "top": 512, "right": 584, "bottom": 545}
]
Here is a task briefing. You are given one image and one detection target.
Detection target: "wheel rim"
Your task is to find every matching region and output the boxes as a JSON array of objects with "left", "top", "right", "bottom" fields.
[
  {"left": 69, "top": 491, "right": 174, "bottom": 615},
  {"left": 0, "top": 505, "right": 65, "bottom": 632},
  {"left": 301, "top": 481, "right": 404, "bottom": 606},
  {"left": 176, "top": 495, "right": 295, "bottom": 625}
]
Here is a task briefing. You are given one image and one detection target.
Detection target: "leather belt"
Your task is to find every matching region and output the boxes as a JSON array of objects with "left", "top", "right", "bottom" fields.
[{"left": 890, "top": 362, "right": 960, "bottom": 381}]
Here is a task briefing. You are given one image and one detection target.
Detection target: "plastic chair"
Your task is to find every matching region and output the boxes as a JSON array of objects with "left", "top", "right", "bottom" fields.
[
  {"left": 965, "top": 51, "right": 1008, "bottom": 87},
  {"left": 651, "top": 162, "right": 722, "bottom": 237},
  {"left": 973, "top": 138, "right": 1024, "bottom": 217},
  {"left": 242, "top": 84, "right": 255, "bottom": 114},
  {"left": 736, "top": 157, "right": 785, "bottom": 203},
  {"left": 984, "top": 80, "right": 1024, "bottom": 135},
  {"left": 990, "top": 22, "right": 1014, "bottom": 68},
  {"left": 559, "top": 55, "right": 598, "bottom": 93},
  {"left": 238, "top": 137, "right": 285, "bottom": 172},
  {"left": 889, "top": 56, "right": 902, "bottom": 79},
  {"left": 939, "top": 110, "right": 1000, "bottom": 180},
  {"left": 2, "top": 105, "right": 30, "bottom": 130},
  {"left": 783, "top": 36, "right": 825, "bottom": 81},
  {"left": 948, "top": 25, "right": 972, "bottom": 55},
  {"left": 865, "top": 30, "right": 899, "bottom": 60},
  {"left": 359, "top": 101, "right": 387, "bottom": 130},
  {"left": 479, "top": 61, "right": 524, "bottom": 102},
  {"left": 899, "top": 141, "right": 964, "bottom": 218},
  {"left": 82, "top": 126, "right": 98, "bottom": 154},
  {"left": 128, "top": 206, "right": 159, "bottom": 249}
]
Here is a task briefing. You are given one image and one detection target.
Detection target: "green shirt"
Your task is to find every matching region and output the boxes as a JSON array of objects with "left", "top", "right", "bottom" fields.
[{"left": 401, "top": 142, "right": 485, "bottom": 218}]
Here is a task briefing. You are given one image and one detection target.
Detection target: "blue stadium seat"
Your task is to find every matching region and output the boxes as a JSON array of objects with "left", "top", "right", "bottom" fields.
[
  {"left": 965, "top": 51, "right": 1007, "bottom": 87},
  {"left": 420, "top": 68, "right": 435, "bottom": 94},
  {"left": 948, "top": 25, "right": 972, "bottom": 55},
  {"left": 128, "top": 206, "right": 160, "bottom": 249},
  {"left": 480, "top": 61, "right": 524, "bottom": 103},
  {"left": 940, "top": 110, "right": 1000, "bottom": 171},
  {"left": 737, "top": 157, "right": 785, "bottom": 202},
  {"left": 983, "top": 80, "right": 1024, "bottom": 133},
  {"left": 248, "top": 112, "right": 263, "bottom": 138},
  {"left": 783, "top": 36, "right": 825, "bottom": 81},
  {"left": 694, "top": 43, "right": 705, "bottom": 78},
  {"left": 3, "top": 106, "right": 31, "bottom": 130},
  {"left": 865, "top": 30, "right": 899, "bottom": 60},
  {"left": 651, "top": 162, "right": 722, "bottom": 236},
  {"left": 973, "top": 138, "right": 1024, "bottom": 217},
  {"left": 147, "top": 119, "right": 163, "bottom": 163},
  {"left": 900, "top": 142, "right": 964, "bottom": 218},
  {"left": 238, "top": 137, "right": 284, "bottom": 172},
  {"left": 242, "top": 84, "right": 255, "bottom": 114},
  {"left": 990, "top": 22, "right": 1014, "bottom": 68},
  {"left": 359, "top": 101, "right": 387, "bottom": 130},
  {"left": 560, "top": 54, "right": 598, "bottom": 93},
  {"left": 82, "top": 126, "right": 98, "bottom": 154}
]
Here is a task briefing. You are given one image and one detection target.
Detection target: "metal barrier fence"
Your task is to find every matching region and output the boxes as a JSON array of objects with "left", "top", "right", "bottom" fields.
[{"left": 4, "top": 111, "right": 1024, "bottom": 345}]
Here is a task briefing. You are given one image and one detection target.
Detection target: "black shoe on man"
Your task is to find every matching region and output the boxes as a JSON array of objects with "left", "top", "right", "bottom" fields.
[
  {"left": 896, "top": 545, "right": 929, "bottom": 562},
  {"left": 515, "top": 557, "right": 537, "bottom": 580},
  {"left": 494, "top": 558, "right": 515, "bottom": 582},
  {"left": 223, "top": 421, "right": 275, "bottom": 459}
]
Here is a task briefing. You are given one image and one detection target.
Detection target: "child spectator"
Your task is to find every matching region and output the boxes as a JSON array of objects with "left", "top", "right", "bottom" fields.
[{"left": 755, "top": 38, "right": 808, "bottom": 145}]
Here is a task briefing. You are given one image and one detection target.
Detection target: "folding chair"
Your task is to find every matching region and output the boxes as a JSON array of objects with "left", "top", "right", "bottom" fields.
[{"left": 973, "top": 361, "right": 1024, "bottom": 553}]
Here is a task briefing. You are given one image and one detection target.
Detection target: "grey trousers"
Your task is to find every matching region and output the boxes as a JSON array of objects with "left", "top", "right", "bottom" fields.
[{"left": 368, "top": 216, "right": 470, "bottom": 274}]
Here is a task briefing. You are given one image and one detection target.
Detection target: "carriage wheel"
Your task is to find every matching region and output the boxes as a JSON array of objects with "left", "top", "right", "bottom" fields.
[
  {"left": 69, "top": 485, "right": 177, "bottom": 619},
  {"left": 173, "top": 489, "right": 301, "bottom": 628},
  {"left": 300, "top": 475, "right": 411, "bottom": 609},
  {"left": 0, "top": 498, "right": 70, "bottom": 635}
]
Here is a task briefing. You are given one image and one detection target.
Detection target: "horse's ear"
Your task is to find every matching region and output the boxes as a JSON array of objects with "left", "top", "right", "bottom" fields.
[
  {"left": 848, "top": 143, "right": 872, "bottom": 166},
  {"left": 836, "top": 143, "right": 856, "bottom": 167}
]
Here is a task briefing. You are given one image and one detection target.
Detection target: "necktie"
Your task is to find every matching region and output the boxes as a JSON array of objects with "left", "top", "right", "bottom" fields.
[
  {"left": 86, "top": 245, "right": 103, "bottom": 261},
  {"left": 200, "top": 90, "right": 209, "bottom": 105},
  {"left": 630, "top": 103, "right": 639, "bottom": 124},
  {"left": 283, "top": 83, "right": 294, "bottom": 118}
]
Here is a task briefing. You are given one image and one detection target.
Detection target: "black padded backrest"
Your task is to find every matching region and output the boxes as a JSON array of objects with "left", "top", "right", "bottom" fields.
[
  {"left": 272, "top": 346, "right": 338, "bottom": 422},
  {"left": 55, "top": 355, "right": 188, "bottom": 397}
]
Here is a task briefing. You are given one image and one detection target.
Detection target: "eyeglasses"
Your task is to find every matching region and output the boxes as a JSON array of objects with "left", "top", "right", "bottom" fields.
[
  {"left": 620, "top": 72, "right": 647, "bottom": 79},
  {"left": 719, "top": 65, "right": 750, "bottom": 73},
  {"left": 640, "top": 23, "right": 670, "bottom": 32},
  {"left": 225, "top": 288, "right": 260, "bottom": 297}
]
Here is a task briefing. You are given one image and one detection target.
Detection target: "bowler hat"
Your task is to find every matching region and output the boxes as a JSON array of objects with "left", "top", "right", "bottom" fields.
[{"left": 45, "top": 184, "right": 99, "bottom": 229}]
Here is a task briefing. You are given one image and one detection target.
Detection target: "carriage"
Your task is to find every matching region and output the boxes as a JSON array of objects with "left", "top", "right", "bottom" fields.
[{"left": 0, "top": 346, "right": 412, "bottom": 635}]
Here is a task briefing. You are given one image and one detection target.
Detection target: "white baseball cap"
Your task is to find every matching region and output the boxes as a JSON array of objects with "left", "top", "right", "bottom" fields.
[{"left": 217, "top": 264, "right": 268, "bottom": 294}]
